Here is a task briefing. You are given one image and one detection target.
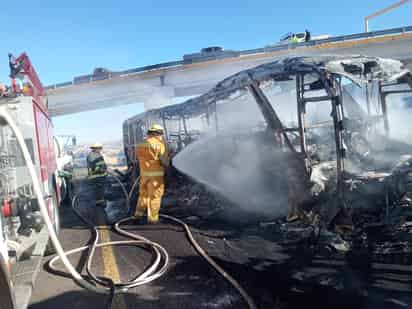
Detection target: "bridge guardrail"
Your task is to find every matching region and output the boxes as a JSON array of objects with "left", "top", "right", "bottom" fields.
[{"left": 46, "top": 25, "right": 412, "bottom": 91}]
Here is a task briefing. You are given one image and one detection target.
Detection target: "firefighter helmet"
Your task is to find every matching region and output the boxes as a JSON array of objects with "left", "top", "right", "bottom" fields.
[
  {"left": 148, "top": 124, "right": 164, "bottom": 134},
  {"left": 90, "top": 143, "right": 103, "bottom": 149}
]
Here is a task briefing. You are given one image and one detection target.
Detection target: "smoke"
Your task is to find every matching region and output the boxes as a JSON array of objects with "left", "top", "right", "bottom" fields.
[
  {"left": 343, "top": 81, "right": 412, "bottom": 142},
  {"left": 174, "top": 133, "right": 289, "bottom": 217},
  {"left": 386, "top": 94, "right": 412, "bottom": 142},
  {"left": 342, "top": 82, "right": 412, "bottom": 172},
  {"left": 173, "top": 90, "right": 289, "bottom": 217},
  {"left": 144, "top": 85, "right": 175, "bottom": 109}
]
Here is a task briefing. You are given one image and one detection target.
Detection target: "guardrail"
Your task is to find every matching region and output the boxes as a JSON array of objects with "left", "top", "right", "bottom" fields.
[
  {"left": 46, "top": 25, "right": 412, "bottom": 91},
  {"left": 241, "top": 25, "right": 412, "bottom": 55}
]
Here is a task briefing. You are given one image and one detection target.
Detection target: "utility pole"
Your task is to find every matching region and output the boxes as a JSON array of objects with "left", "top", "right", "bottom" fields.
[{"left": 364, "top": 0, "right": 410, "bottom": 32}]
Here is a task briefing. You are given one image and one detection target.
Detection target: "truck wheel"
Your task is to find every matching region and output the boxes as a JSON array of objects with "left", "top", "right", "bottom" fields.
[
  {"left": 45, "top": 189, "right": 60, "bottom": 256},
  {"left": 0, "top": 258, "right": 15, "bottom": 309},
  {"left": 60, "top": 178, "right": 68, "bottom": 204},
  {"left": 60, "top": 177, "right": 72, "bottom": 206}
]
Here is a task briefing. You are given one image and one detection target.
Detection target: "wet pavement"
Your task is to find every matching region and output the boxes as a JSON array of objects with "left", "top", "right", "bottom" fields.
[{"left": 28, "top": 176, "right": 412, "bottom": 309}]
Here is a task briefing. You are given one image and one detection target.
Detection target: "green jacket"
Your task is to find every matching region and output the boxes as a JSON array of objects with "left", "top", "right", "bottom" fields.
[{"left": 87, "top": 152, "right": 107, "bottom": 179}]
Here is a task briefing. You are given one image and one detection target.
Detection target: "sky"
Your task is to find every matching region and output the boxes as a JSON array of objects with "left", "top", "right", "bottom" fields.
[{"left": 1, "top": 0, "right": 411, "bottom": 143}]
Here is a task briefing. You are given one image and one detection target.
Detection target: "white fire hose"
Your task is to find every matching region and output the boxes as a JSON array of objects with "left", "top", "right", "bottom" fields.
[
  {"left": 0, "top": 108, "right": 169, "bottom": 308},
  {"left": 0, "top": 108, "right": 102, "bottom": 293},
  {"left": 0, "top": 107, "right": 257, "bottom": 309}
]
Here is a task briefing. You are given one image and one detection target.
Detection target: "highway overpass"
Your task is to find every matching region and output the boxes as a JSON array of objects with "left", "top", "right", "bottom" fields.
[{"left": 46, "top": 26, "right": 412, "bottom": 116}]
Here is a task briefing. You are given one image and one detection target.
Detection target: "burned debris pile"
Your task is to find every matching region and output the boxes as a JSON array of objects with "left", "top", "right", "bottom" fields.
[{"left": 163, "top": 174, "right": 226, "bottom": 220}]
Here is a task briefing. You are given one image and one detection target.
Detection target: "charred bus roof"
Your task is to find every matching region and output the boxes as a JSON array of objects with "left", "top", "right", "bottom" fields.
[{"left": 124, "top": 55, "right": 409, "bottom": 123}]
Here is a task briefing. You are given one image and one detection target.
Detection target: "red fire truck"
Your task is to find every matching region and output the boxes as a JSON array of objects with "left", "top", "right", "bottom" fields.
[{"left": 0, "top": 53, "right": 61, "bottom": 309}]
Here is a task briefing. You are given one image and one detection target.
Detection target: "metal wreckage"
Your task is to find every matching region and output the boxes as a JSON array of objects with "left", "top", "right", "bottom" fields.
[{"left": 124, "top": 55, "right": 412, "bottom": 269}]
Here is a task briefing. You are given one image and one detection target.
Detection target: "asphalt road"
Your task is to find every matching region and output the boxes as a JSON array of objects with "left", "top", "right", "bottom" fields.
[
  {"left": 28, "top": 176, "right": 412, "bottom": 309},
  {"left": 28, "top": 178, "right": 244, "bottom": 309}
]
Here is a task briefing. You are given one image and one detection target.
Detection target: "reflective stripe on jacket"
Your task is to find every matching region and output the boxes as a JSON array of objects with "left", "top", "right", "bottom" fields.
[
  {"left": 88, "top": 172, "right": 108, "bottom": 179},
  {"left": 136, "top": 136, "right": 169, "bottom": 177}
]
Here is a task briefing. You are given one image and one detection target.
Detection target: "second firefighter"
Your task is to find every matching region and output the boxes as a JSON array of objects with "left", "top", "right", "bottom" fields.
[
  {"left": 87, "top": 143, "right": 108, "bottom": 206},
  {"left": 135, "top": 124, "right": 170, "bottom": 224}
]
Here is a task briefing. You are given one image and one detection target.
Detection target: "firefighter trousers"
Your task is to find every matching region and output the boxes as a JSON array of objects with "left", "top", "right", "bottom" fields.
[
  {"left": 89, "top": 176, "right": 106, "bottom": 206},
  {"left": 135, "top": 176, "right": 164, "bottom": 223}
]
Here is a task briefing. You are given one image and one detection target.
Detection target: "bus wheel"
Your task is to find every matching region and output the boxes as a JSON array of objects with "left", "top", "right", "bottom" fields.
[{"left": 45, "top": 189, "right": 60, "bottom": 256}]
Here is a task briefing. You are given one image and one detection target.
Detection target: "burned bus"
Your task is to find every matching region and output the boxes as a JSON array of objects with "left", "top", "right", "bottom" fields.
[{"left": 123, "top": 56, "right": 412, "bottom": 231}]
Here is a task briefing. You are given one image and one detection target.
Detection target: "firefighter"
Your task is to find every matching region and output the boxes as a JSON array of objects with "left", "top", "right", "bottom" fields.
[
  {"left": 87, "top": 143, "right": 108, "bottom": 206},
  {"left": 135, "top": 124, "right": 170, "bottom": 224}
]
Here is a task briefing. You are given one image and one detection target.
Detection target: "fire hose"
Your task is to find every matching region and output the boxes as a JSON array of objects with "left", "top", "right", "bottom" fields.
[
  {"left": 0, "top": 107, "right": 256, "bottom": 309},
  {"left": 49, "top": 193, "right": 169, "bottom": 307},
  {"left": 122, "top": 176, "right": 257, "bottom": 309},
  {"left": 0, "top": 108, "right": 169, "bottom": 307},
  {"left": 0, "top": 108, "right": 104, "bottom": 294}
]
